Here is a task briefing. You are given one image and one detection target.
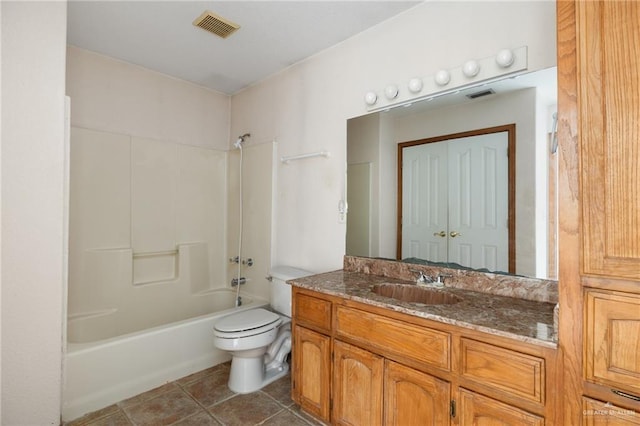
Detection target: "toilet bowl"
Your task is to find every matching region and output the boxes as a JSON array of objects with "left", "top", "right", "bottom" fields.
[{"left": 213, "top": 266, "right": 311, "bottom": 393}]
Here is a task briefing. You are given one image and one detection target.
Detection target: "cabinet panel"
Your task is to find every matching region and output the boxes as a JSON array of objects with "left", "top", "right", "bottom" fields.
[
  {"left": 293, "top": 292, "right": 332, "bottom": 333},
  {"left": 577, "top": 0, "right": 640, "bottom": 279},
  {"left": 292, "top": 325, "right": 331, "bottom": 422},
  {"left": 333, "top": 340, "right": 383, "bottom": 426},
  {"left": 385, "top": 360, "right": 450, "bottom": 426},
  {"left": 585, "top": 289, "right": 640, "bottom": 394},
  {"left": 583, "top": 397, "right": 640, "bottom": 425},
  {"left": 460, "top": 338, "right": 545, "bottom": 404},
  {"left": 458, "top": 388, "right": 544, "bottom": 426},
  {"left": 335, "top": 305, "right": 450, "bottom": 370}
]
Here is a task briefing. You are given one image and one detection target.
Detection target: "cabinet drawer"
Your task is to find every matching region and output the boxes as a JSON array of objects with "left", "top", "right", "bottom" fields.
[
  {"left": 585, "top": 289, "right": 640, "bottom": 394},
  {"left": 293, "top": 292, "right": 332, "bottom": 332},
  {"left": 458, "top": 388, "right": 544, "bottom": 426},
  {"left": 335, "top": 306, "right": 450, "bottom": 371},
  {"left": 583, "top": 397, "right": 640, "bottom": 425},
  {"left": 460, "top": 338, "right": 545, "bottom": 404}
]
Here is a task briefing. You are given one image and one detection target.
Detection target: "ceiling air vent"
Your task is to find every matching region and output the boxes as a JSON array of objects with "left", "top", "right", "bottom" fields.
[
  {"left": 466, "top": 89, "right": 496, "bottom": 99},
  {"left": 193, "top": 10, "right": 240, "bottom": 39}
]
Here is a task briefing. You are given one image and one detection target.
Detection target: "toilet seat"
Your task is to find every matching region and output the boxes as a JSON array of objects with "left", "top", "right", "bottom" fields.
[{"left": 214, "top": 308, "right": 282, "bottom": 339}]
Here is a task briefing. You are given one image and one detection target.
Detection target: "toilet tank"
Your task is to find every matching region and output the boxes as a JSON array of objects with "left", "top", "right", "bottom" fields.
[{"left": 270, "top": 266, "right": 312, "bottom": 317}]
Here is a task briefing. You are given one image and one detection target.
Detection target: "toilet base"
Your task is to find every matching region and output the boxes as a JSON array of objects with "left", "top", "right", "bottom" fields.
[{"left": 227, "top": 356, "right": 290, "bottom": 394}]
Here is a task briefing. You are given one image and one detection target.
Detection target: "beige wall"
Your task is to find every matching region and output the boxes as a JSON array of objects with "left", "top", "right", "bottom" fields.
[
  {"left": 66, "top": 46, "right": 230, "bottom": 150},
  {"left": 1, "top": 1, "right": 68, "bottom": 423},
  {"left": 231, "top": 1, "right": 557, "bottom": 273}
]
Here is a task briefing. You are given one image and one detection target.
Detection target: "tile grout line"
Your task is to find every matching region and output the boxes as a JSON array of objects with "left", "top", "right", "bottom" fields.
[{"left": 172, "top": 380, "right": 230, "bottom": 425}]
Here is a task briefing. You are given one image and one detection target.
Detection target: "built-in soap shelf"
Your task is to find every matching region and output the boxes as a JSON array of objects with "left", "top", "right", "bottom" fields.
[
  {"left": 81, "top": 243, "right": 209, "bottom": 291},
  {"left": 132, "top": 248, "right": 179, "bottom": 285}
]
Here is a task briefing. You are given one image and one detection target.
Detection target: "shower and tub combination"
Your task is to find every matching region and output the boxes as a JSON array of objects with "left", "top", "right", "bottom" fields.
[{"left": 63, "top": 129, "right": 277, "bottom": 421}]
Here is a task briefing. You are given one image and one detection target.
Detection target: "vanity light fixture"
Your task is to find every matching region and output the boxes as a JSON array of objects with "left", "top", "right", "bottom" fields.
[
  {"left": 362, "top": 45, "right": 528, "bottom": 112},
  {"left": 434, "top": 69, "right": 451, "bottom": 86},
  {"left": 384, "top": 84, "right": 399, "bottom": 100},
  {"left": 364, "top": 91, "right": 378, "bottom": 106},
  {"left": 462, "top": 60, "right": 480, "bottom": 78},
  {"left": 408, "top": 78, "right": 423, "bottom": 93},
  {"left": 495, "top": 48, "right": 515, "bottom": 68}
]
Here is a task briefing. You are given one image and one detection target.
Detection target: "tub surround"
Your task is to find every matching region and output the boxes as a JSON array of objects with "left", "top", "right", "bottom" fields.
[{"left": 289, "top": 256, "right": 558, "bottom": 347}]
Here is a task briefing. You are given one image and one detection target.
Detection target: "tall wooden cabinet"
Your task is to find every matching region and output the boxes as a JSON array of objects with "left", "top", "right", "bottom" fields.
[{"left": 558, "top": 1, "right": 640, "bottom": 424}]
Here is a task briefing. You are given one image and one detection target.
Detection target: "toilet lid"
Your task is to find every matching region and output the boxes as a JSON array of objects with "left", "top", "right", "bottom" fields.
[{"left": 214, "top": 308, "right": 281, "bottom": 333}]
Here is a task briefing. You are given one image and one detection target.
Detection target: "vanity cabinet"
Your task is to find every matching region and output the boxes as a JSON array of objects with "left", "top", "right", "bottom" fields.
[
  {"left": 291, "top": 286, "right": 558, "bottom": 425},
  {"left": 291, "top": 292, "right": 333, "bottom": 422},
  {"left": 333, "top": 340, "right": 383, "bottom": 426},
  {"left": 384, "top": 360, "right": 450, "bottom": 426},
  {"left": 292, "top": 325, "right": 331, "bottom": 421},
  {"left": 458, "top": 388, "right": 544, "bottom": 426}
]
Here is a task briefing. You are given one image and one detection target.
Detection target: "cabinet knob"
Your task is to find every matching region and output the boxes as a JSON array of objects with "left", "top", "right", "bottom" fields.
[
  {"left": 433, "top": 231, "right": 446, "bottom": 237},
  {"left": 449, "top": 231, "right": 462, "bottom": 238}
]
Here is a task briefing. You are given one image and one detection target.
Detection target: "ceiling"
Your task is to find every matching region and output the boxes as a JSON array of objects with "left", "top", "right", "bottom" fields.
[{"left": 67, "top": 1, "right": 422, "bottom": 95}]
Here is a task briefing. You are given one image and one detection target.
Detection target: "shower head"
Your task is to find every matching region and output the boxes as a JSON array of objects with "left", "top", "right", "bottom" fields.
[{"left": 234, "top": 133, "right": 251, "bottom": 149}]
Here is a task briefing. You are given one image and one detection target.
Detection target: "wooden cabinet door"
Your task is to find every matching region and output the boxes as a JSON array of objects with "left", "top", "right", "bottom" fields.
[
  {"left": 384, "top": 360, "right": 450, "bottom": 426},
  {"left": 292, "top": 325, "right": 331, "bottom": 422},
  {"left": 457, "top": 388, "right": 544, "bottom": 426},
  {"left": 333, "top": 340, "right": 384, "bottom": 426},
  {"left": 577, "top": 0, "right": 640, "bottom": 280},
  {"left": 583, "top": 397, "right": 640, "bottom": 425},
  {"left": 585, "top": 290, "right": 640, "bottom": 394}
]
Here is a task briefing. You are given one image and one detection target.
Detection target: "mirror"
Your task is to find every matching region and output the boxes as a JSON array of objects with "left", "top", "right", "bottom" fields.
[{"left": 346, "top": 67, "right": 557, "bottom": 280}]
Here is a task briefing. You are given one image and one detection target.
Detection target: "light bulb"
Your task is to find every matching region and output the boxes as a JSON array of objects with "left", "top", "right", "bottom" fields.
[
  {"left": 462, "top": 60, "right": 480, "bottom": 78},
  {"left": 384, "top": 85, "right": 399, "bottom": 100},
  {"left": 364, "top": 91, "right": 377, "bottom": 106},
  {"left": 434, "top": 70, "right": 451, "bottom": 86},
  {"left": 408, "top": 78, "right": 423, "bottom": 93},
  {"left": 496, "top": 49, "right": 515, "bottom": 68}
]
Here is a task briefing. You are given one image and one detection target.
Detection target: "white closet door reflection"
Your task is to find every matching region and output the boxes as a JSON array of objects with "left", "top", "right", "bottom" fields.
[
  {"left": 401, "top": 131, "right": 508, "bottom": 272},
  {"left": 402, "top": 141, "right": 448, "bottom": 261}
]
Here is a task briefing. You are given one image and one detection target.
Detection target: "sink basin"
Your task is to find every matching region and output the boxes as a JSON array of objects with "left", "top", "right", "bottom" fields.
[{"left": 372, "top": 283, "right": 462, "bottom": 305}]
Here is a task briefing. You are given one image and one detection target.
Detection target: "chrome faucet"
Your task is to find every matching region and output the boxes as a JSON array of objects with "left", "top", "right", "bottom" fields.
[
  {"left": 410, "top": 270, "right": 452, "bottom": 288},
  {"left": 410, "top": 269, "right": 434, "bottom": 284}
]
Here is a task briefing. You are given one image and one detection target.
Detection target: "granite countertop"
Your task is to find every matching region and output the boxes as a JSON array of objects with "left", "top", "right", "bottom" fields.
[{"left": 290, "top": 270, "right": 558, "bottom": 349}]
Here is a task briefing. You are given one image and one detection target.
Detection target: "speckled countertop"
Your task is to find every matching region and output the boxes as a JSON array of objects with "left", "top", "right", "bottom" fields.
[{"left": 290, "top": 269, "right": 558, "bottom": 349}]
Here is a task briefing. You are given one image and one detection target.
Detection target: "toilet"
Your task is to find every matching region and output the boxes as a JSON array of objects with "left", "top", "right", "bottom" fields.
[{"left": 213, "top": 266, "right": 311, "bottom": 393}]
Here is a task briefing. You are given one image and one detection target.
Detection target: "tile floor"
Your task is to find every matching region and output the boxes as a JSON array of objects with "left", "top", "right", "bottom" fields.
[{"left": 65, "top": 362, "right": 324, "bottom": 426}]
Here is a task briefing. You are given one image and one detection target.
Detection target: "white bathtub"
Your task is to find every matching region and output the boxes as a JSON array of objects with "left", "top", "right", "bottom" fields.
[{"left": 62, "top": 289, "right": 268, "bottom": 422}]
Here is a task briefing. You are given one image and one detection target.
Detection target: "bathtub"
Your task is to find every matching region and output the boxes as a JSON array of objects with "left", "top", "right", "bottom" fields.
[{"left": 62, "top": 288, "right": 268, "bottom": 422}]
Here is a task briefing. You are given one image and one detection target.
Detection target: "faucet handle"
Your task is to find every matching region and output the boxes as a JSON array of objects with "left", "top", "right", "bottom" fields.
[
  {"left": 436, "top": 274, "right": 453, "bottom": 284},
  {"left": 409, "top": 269, "right": 433, "bottom": 283}
]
